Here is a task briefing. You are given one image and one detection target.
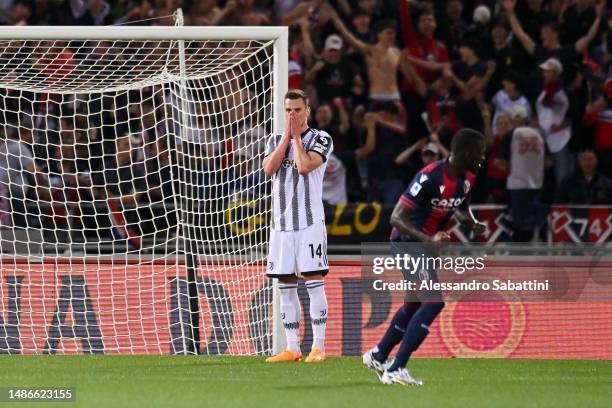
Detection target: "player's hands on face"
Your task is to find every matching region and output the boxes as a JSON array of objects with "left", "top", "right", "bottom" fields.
[
  {"left": 471, "top": 222, "right": 487, "bottom": 237},
  {"left": 290, "top": 114, "right": 302, "bottom": 142},
  {"left": 432, "top": 231, "right": 451, "bottom": 242}
]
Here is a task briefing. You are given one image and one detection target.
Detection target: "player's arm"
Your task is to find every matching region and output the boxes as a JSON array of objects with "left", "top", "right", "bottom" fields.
[
  {"left": 390, "top": 203, "right": 449, "bottom": 242},
  {"left": 262, "top": 133, "right": 291, "bottom": 177},
  {"left": 293, "top": 139, "right": 324, "bottom": 175},
  {"left": 293, "top": 131, "right": 333, "bottom": 175},
  {"left": 454, "top": 206, "right": 486, "bottom": 237}
]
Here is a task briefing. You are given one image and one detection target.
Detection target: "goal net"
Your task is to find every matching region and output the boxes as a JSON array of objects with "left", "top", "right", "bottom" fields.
[{"left": 0, "top": 25, "right": 287, "bottom": 355}]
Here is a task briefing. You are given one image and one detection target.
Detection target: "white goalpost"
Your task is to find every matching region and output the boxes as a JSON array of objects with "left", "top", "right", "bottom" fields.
[{"left": 0, "top": 17, "right": 287, "bottom": 355}]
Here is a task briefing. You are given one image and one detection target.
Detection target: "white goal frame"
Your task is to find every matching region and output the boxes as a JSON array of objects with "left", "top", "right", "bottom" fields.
[{"left": 0, "top": 22, "right": 288, "bottom": 355}]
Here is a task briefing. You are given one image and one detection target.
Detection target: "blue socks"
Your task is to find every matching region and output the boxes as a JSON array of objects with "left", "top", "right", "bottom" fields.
[
  {"left": 372, "top": 302, "right": 421, "bottom": 362},
  {"left": 387, "top": 302, "right": 445, "bottom": 372}
]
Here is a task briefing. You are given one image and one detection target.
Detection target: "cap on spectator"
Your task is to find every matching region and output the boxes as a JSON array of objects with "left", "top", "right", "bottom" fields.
[
  {"left": 473, "top": 5, "right": 491, "bottom": 24},
  {"left": 510, "top": 105, "right": 528, "bottom": 120},
  {"left": 539, "top": 58, "right": 563, "bottom": 74},
  {"left": 324, "top": 34, "right": 343, "bottom": 51},
  {"left": 422, "top": 142, "right": 439, "bottom": 154}
]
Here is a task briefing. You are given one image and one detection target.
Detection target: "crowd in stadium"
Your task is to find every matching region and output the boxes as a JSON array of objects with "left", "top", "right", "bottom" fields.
[
  {"left": 281, "top": 0, "right": 612, "bottom": 207},
  {"left": 1, "top": 0, "right": 612, "bottom": 242}
]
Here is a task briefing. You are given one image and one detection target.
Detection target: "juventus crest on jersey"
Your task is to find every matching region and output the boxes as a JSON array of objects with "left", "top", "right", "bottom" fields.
[{"left": 264, "top": 128, "right": 333, "bottom": 231}]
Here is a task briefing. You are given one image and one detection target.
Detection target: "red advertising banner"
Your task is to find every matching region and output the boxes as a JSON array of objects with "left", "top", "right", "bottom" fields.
[
  {"left": 324, "top": 264, "right": 612, "bottom": 359},
  {"left": 0, "top": 261, "right": 269, "bottom": 355},
  {"left": 2, "top": 260, "right": 611, "bottom": 358}
]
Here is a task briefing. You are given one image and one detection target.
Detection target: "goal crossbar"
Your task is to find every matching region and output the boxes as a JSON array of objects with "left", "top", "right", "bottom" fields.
[{"left": 0, "top": 26, "right": 288, "bottom": 41}]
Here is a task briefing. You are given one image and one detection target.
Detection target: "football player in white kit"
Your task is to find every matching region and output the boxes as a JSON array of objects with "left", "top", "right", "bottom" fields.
[{"left": 263, "top": 90, "right": 333, "bottom": 363}]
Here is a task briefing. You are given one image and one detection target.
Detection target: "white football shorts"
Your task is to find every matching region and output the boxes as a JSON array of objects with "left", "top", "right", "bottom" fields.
[{"left": 266, "top": 220, "right": 329, "bottom": 278}]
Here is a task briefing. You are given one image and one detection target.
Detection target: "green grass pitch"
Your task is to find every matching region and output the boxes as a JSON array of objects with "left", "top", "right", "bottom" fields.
[{"left": 0, "top": 356, "right": 610, "bottom": 408}]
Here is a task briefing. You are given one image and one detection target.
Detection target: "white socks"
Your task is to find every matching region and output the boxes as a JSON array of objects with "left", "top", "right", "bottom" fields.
[
  {"left": 305, "top": 280, "right": 327, "bottom": 351},
  {"left": 279, "top": 282, "right": 301, "bottom": 353}
]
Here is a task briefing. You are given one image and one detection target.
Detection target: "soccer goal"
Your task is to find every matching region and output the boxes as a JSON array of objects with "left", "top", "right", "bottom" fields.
[{"left": 0, "top": 15, "right": 287, "bottom": 355}]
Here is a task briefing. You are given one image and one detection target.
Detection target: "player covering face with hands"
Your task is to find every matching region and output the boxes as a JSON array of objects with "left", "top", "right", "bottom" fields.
[
  {"left": 263, "top": 90, "right": 333, "bottom": 363},
  {"left": 363, "top": 128, "right": 486, "bottom": 385}
]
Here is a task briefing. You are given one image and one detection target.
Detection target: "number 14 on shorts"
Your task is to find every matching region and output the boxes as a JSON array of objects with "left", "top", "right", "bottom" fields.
[{"left": 308, "top": 243, "right": 328, "bottom": 265}]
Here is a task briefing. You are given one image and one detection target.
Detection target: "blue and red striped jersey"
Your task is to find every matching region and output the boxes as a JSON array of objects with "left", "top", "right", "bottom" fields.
[{"left": 391, "top": 159, "right": 476, "bottom": 242}]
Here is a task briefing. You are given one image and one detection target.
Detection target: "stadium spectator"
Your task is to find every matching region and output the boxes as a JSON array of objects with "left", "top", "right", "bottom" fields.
[
  {"left": 0, "top": 126, "right": 49, "bottom": 228},
  {"left": 1, "top": 0, "right": 611, "bottom": 243},
  {"left": 329, "top": 5, "right": 418, "bottom": 120},
  {"left": 26, "top": 0, "right": 75, "bottom": 25},
  {"left": 397, "top": 0, "right": 448, "bottom": 139},
  {"left": 5, "top": 1, "right": 29, "bottom": 25},
  {"left": 536, "top": 57, "right": 573, "bottom": 186},
  {"left": 71, "top": 0, "right": 113, "bottom": 26},
  {"left": 556, "top": 149, "right": 612, "bottom": 204},
  {"left": 366, "top": 102, "right": 409, "bottom": 203},
  {"left": 584, "top": 82, "right": 612, "bottom": 178},
  {"left": 305, "top": 34, "right": 363, "bottom": 104},
  {"left": 438, "top": 0, "right": 468, "bottom": 58},
  {"left": 408, "top": 37, "right": 495, "bottom": 131},
  {"left": 92, "top": 134, "right": 146, "bottom": 205},
  {"left": 486, "top": 19, "right": 516, "bottom": 96},
  {"left": 394, "top": 133, "right": 447, "bottom": 180},
  {"left": 503, "top": 0, "right": 604, "bottom": 66},
  {"left": 322, "top": 153, "right": 347, "bottom": 205},
  {"left": 483, "top": 105, "right": 512, "bottom": 204},
  {"left": 561, "top": 0, "right": 600, "bottom": 44},
  {"left": 498, "top": 105, "right": 547, "bottom": 241},
  {"left": 491, "top": 71, "right": 532, "bottom": 134},
  {"left": 313, "top": 100, "right": 350, "bottom": 153},
  {"left": 349, "top": 7, "right": 375, "bottom": 44},
  {"left": 398, "top": 0, "right": 449, "bottom": 88},
  {"left": 514, "top": 0, "right": 555, "bottom": 43},
  {"left": 421, "top": 76, "right": 462, "bottom": 146}
]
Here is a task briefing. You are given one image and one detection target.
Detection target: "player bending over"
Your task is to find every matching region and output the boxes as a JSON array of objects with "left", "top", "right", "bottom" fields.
[
  {"left": 263, "top": 90, "right": 333, "bottom": 363},
  {"left": 363, "top": 128, "right": 486, "bottom": 385}
]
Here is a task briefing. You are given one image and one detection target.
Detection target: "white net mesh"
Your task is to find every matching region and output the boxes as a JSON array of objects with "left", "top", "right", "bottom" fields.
[{"left": 0, "top": 35, "right": 275, "bottom": 355}]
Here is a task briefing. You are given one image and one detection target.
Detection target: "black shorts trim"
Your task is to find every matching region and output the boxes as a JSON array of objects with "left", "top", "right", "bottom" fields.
[
  {"left": 266, "top": 272, "right": 297, "bottom": 279},
  {"left": 301, "top": 269, "right": 329, "bottom": 277}
]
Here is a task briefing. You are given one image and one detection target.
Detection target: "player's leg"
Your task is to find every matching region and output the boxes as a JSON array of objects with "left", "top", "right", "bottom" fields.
[
  {"left": 382, "top": 269, "right": 444, "bottom": 385},
  {"left": 364, "top": 301, "right": 421, "bottom": 377},
  {"left": 266, "top": 229, "right": 302, "bottom": 362},
  {"left": 381, "top": 301, "right": 443, "bottom": 384},
  {"left": 364, "top": 244, "right": 421, "bottom": 376},
  {"left": 298, "top": 220, "right": 329, "bottom": 363}
]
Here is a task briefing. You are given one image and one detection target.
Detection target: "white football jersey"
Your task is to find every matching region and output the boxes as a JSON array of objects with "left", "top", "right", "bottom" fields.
[{"left": 265, "top": 128, "right": 333, "bottom": 231}]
